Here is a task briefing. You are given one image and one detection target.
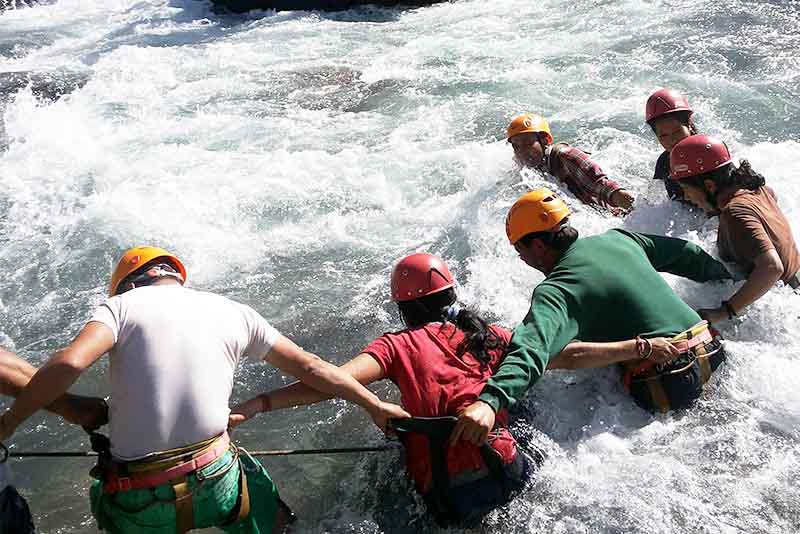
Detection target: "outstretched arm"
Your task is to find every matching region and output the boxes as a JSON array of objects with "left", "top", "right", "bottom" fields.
[
  {"left": 0, "top": 349, "right": 108, "bottom": 430},
  {"left": 547, "top": 338, "right": 679, "bottom": 369},
  {"left": 620, "top": 230, "right": 732, "bottom": 282},
  {"left": 229, "top": 353, "right": 385, "bottom": 429},
  {"left": 0, "top": 322, "right": 114, "bottom": 441},
  {"left": 699, "top": 249, "right": 784, "bottom": 323},
  {"left": 259, "top": 338, "right": 407, "bottom": 432}
]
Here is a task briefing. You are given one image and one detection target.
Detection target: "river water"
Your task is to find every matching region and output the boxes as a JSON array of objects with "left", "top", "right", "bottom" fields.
[{"left": 1, "top": 0, "right": 798, "bottom": 532}]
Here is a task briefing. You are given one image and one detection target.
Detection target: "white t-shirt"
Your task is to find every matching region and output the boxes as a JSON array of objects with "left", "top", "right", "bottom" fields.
[{"left": 89, "top": 284, "right": 279, "bottom": 460}]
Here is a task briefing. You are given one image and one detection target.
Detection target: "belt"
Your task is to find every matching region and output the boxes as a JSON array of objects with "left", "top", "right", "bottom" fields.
[
  {"left": 622, "top": 321, "right": 718, "bottom": 390},
  {"left": 104, "top": 433, "right": 230, "bottom": 494}
]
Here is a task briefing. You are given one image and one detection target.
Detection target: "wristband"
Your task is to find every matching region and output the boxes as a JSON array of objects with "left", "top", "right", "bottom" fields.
[
  {"left": 258, "top": 393, "right": 272, "bottom": 413},
  {"left": 635, "top": 336, "right": 653, "bottom": 360},
  {"left": 722, "top": 300, "right": 737, "bottom": 320}
]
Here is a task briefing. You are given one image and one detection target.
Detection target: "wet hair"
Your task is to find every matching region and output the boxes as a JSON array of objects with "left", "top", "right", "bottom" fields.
[
  {"left": 682, "top": 159, "right": 766, "bottom": 203},
  {"left": 648, "top": 110, "right": 699, "bottom": 135},
  {"left": 397, "top": 287, "right": 505, "bottom": 366},
  {"left": 517, "top": 223, "right": 579, "bottom": 252}
]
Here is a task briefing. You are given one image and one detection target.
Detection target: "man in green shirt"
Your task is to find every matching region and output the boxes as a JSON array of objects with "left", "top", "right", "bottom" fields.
[{"left": 450, "top": 188, "right": 732, "bottom": 445}]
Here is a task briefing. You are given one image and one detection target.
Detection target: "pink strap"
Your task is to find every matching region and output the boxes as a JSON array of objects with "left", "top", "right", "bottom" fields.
[
  {"left": 670, "top": 328, "right": 713, "bottom": 354},
  {"left": 104, "top": 433, "right": 230, "bottom": 494}
]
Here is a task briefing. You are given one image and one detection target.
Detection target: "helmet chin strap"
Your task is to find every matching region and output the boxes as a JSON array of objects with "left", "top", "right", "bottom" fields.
[{"left": 122, "top": 263, "right": 184, "bottom": 293}]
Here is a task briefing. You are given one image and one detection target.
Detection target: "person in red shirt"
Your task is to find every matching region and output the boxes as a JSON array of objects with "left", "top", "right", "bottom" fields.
[{"left": 228, "top": 253, "right": 536, "bottom": 527}]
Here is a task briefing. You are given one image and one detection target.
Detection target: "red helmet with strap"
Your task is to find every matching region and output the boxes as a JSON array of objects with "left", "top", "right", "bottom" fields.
[
  {"left": 669, "top": 135, "right": 732, "bottom": 180},
  {"left": 645, "top": 89, "right": 692, "bottom": 123},
  {"left": 390, "top": 253, "right": 454, "bottom": 302}
]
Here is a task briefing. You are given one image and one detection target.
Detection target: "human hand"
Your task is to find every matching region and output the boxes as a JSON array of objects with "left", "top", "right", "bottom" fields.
[
  {"left": 697, "top": 307, "right": 729, "bottom": 325},
  {"left": 368, "top": 401, "right": 411, "bottom": 434},
  {"left": 228, "top": 396, "right": 266, "bottom": 431},
  {"left": 450, "top": 400, "right": 496, "bottom": 446},
  {"left": 645, "top": 337, "right": 681, "bottom": 365},
  {"left": 609, "top": 189, "right": 635, "bottom": 211},
  {"left": 59, "top": 396, "right": 109, "bottom": 432}
]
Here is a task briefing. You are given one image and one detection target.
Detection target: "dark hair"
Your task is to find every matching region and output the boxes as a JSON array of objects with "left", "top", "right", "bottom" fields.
[
  {"left": 648, "top": 110, "right": 699, "bottom": 135},
  {"left": 117, "top": 258, "right": 180, "bottom": 295},
  {"left": 683, "top": 159, "right": 766, "bottom": 194},
  {"left": 397, "top": 287, "right": 505, "bottom": 366},
  {"left": 517, "top": 224, "right": 579, "bottom": 251}
]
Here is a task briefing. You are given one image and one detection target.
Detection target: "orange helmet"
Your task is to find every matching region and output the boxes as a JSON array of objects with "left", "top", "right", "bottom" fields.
[
  {"left": 109, "top": 246, "right": 187, "bottom": 296},
  {"left": 507, "top": 114, "right": 553, "bottom": 145},
  {"left": 506, "top": 188, "right": 571, "bottom": 245}
]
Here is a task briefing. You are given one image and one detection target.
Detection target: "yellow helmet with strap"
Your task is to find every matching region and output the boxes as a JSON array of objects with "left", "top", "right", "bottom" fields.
[
  {"left": 109, "top": 246, "right": 187, "bottom": 296},
  {"left": 506, "top": 114, "right": 554, "bottom": 145},
  {"left": 505, "top": 188, "right": 571, "bottom": 245}
]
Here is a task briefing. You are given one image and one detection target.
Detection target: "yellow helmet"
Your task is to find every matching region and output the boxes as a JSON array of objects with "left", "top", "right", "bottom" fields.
[
  {"left": 109, "top": 246, "right": 187, "bottom": 296},
  {"left": 506, "top": 188, "right": 571, "bottom": 245},
  {"left": 506, "top": 114, "right": 553, "bottom": 145}
]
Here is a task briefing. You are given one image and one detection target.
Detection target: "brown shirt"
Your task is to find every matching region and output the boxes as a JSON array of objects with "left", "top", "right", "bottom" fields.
[{"left": 717, "top": 186, "right": 800, "bottom": 283}]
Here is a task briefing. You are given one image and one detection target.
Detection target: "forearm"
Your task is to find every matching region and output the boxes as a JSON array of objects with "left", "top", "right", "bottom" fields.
[
  {"left": 478, "top": 347, "right": 546, "bottom": 412},
  {"left": 289, "top": 353, "right": 382, "bottom": 413},
  {"left": 0, "top": 350, "right": 38, "bottom": 397},
  {"left": 5, "top": 353, "right": 83, "bottom": 428},
  {"left": 726, "top": 264, "right": 783, "bottom": 314},
  {"left": 548, "top": 340, "right": 637, "bottom": 369},
  {"left": 266, "top": 380, "right": 336, "bottom": 411}
]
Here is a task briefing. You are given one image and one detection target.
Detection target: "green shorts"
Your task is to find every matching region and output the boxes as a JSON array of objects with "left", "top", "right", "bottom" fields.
[{"left": 90, "top": 448, "right": 280, "bottom": 534}]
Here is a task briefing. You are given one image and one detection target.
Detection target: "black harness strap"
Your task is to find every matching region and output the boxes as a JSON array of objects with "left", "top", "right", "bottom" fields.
[{"left": 389, "top": 417, "right": 507, "bottom": 526}]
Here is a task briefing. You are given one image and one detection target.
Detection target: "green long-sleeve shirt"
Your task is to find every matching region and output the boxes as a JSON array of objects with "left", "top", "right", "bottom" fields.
[{"left": 479, "top": 229, "right": 732, "bottom": 412}]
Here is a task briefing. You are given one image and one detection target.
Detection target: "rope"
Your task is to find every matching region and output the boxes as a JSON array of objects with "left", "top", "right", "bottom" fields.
[{"left": 0, "top": 444, "right": 399, "bottom": 460}]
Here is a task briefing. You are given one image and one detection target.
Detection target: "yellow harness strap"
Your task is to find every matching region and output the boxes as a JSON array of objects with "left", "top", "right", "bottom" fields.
[
  {"left": 639, "top": 321, "right": 717, "bottom": 412},
  {"left": 172, "top": 477, "right": 194, "bottom": 534},
  {"left": 235, "top": 465, "right": 251, "bottom": 522},
  {"left": 221, "top": 455, "right": 251, "bottom": 526}
]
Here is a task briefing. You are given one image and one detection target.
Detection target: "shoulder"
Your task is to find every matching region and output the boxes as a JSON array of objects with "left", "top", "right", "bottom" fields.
[
  {"left": 723, "top": 193, "right": 761, "bottom": 219},
  {"left": 488, "top": 324, "right": 512, "bottom": 344},
  {"left": 555, "top": 144, "right": 589, "bottom": 161}
]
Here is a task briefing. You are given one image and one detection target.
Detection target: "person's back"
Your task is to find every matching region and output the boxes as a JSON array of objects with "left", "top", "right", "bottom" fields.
[
  {"left": 364, "top": 322, "right": 516, "bottom": 494},
  {"left": 542, "top": 229, "right": 704, "bottom": 343},
  {"left": 717, "top": 186, "right": 800, "bottom": 285},
  {"left": 97, "top": 284, "right": 276, "bottom": 459}
]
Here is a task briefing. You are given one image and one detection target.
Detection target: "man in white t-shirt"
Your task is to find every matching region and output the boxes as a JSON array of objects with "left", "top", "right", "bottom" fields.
[{"left": 0, "top": 246, "right": 409, "bottom": 534}]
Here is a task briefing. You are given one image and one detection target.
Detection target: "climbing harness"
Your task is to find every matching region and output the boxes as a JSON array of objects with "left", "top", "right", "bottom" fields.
[
  {"left": 623, "top": 321, "right": 725, "bottom": 413},
  {"left": 88, "top": 431, "right": 246, "bottom": 534},
  {"left": 388, "top": 416, "right": 512, "bottom": 527}
]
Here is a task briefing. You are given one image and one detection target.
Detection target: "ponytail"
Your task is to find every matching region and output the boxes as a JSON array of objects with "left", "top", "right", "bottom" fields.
[
  {"left": 732, "top": 159, "right": 766, "bottom": 191},
  {"left": 449, "top": 306, "right": 505, "bottom": 367},
  {"left": 397, "top": 288, "right": 506, "bottom": 367}
]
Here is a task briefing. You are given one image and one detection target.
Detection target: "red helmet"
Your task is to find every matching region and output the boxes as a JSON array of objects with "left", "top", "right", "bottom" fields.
[
  {"left": 669, "top": 135, "right": 732, "bottom": 180},
  {"left": 390, "top": 253, "right": 454, "bottom": 302},
  {"left": 645, "top": 89, "right": 692, "bottom": 123}
]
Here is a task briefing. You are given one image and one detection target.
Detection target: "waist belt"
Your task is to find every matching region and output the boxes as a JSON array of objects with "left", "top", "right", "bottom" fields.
[
  {"left": 623, "top": 321, "right": 723, "bottom": 412},
  {"left": 388, "top": 416, "right": 508, "bottom": 528},
  {"left": 623, "top": 322, "right": 714, "bottom": 388},
  {"left": 103, "top": 432, "right": 230, "bottom": 494}
]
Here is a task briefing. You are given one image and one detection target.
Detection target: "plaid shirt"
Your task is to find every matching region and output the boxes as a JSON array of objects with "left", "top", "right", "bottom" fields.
[{"left": 543, "top": 144, "right": 622, "bottom": 208}]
